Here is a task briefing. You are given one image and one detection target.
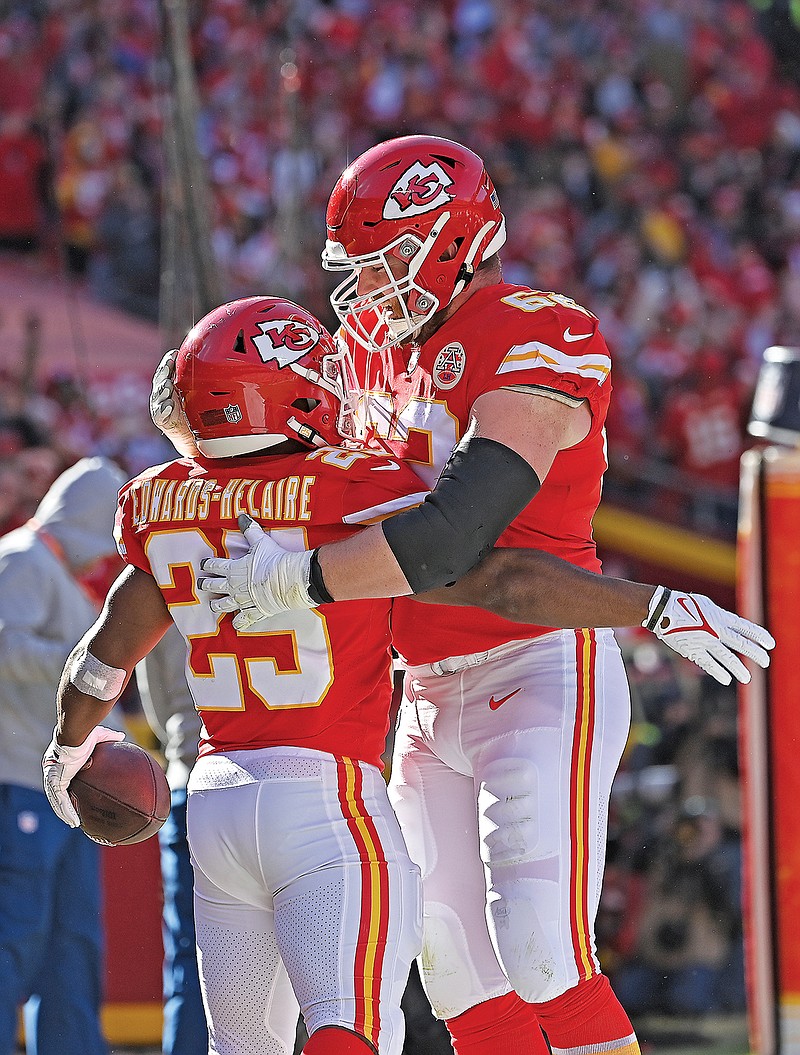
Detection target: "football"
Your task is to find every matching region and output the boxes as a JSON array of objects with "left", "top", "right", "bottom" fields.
[{"left": 68, "top": 740, "right": 171, "bottom": 846}]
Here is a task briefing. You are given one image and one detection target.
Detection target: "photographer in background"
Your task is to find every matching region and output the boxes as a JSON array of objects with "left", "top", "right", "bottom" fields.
[{"left": 612, "top": 794, "right": 744, "bottom": 1018}]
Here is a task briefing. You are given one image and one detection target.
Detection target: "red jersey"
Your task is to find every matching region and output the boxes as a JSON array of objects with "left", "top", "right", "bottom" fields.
[
  {"left": 341, "top": 284, "right": 613, "bottom": 664},
  {"left": 115, "top": 448, "right": 427, "bottom": 767},
  {"left": 659, "top": 383, "right": 744, "bottom": 488}
]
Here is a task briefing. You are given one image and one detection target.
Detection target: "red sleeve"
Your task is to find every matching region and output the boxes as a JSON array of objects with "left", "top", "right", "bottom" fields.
[
  {"left": 337, "top": 453, "right": 429, "bottom": 526},
  {"left": 113, "top": 480, "right": 150, "bottom": 573},
  {"left": 472, "top": 295, "right": 612, "bottom": 413}
]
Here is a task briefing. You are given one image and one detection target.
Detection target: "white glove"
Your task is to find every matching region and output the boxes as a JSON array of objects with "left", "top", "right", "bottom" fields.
[
  {"left": 644, "top": 586, "right": 775, "bottom": 686},
  {"left": 198, "top": 515, "right": 315, "bottom": 630},
  {"left": 42, "top": 725, "right": 126, "bottom": 827},
  {"left": 150, "top": 348, "right": 199, "bottom": 457}
]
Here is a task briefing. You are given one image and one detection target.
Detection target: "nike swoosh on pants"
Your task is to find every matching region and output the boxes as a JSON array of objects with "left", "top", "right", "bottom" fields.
[{"left": 488, "top": 687, "right": 522, "bottom": 710}]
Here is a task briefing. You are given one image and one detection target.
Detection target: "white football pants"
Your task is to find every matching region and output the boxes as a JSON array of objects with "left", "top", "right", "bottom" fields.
[
  {"left": 187, "top": 747, "right": 422, "bottom": 1055},
  {"left": 389, "top": 628, "right": 631, "bottom": 1019}
]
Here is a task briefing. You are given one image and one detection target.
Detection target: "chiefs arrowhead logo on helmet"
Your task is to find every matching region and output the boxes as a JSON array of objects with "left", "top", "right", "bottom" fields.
[
  {"left": 384, "top": 161, "right": 455, "bottom": 219},
  {"left": 174, "top": 297, "right": 363, "bottom": 458},
  {"left": 323, "top": 136, "right": 506, "bottom": 352},
  {"left": 253, "top": 319, "right": 322, "bottom": 366}
]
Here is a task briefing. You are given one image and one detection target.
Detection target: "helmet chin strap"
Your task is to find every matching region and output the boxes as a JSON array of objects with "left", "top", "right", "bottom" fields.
[
  {"left": 286, "top": 415, "right": 326, "bottom": 447},
  {"left": 452, "top": 261, "right": 475, "bottom": 300},
  {"left": 451, "top": 218, "right": 503, "bottom": 299}
]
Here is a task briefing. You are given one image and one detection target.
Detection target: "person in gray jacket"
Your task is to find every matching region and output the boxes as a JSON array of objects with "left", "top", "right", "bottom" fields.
[
  {"left": 0, "top": 456, "right": 126, "bottom": 1055},
  {"left": 136, "top": 626, "right": 207, "bottom": 1055}
]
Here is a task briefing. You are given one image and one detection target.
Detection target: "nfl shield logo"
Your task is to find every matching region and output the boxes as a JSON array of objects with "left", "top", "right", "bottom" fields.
[{"left": 224, "top": 404, "right": 242, "bottom": 424}]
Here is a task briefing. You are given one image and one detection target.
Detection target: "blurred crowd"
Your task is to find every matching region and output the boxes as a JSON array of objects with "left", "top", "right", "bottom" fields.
[
  {"left": 0, "top": 312, "right": 173, "bottom": 536},
  {"left": 0, "top": 0, "right": 767, "bottom": 1024},
  {"left": 2, "top": 0, "right": 800, "bottom": 522}
]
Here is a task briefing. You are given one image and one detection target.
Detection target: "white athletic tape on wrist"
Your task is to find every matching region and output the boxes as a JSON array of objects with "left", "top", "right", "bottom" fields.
[
  {"left": 69, "top": 646, "right": 126, "bottom": 701},
  {"left": 278, "top": 549, "right": 315, "bottom": 609}
]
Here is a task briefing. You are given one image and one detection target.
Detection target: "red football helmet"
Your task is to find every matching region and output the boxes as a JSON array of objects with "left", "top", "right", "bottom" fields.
[
  {"left": 322, "top": 135, "right": 506, "bottom": 351},
  {"left": 174, "top": 297, "right": 361, "bottom": 458}
]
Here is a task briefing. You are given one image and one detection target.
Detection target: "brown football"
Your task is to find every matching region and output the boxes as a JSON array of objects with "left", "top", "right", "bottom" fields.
[{"left": 68, "top": 740, "right": 171, "bottom": 846}]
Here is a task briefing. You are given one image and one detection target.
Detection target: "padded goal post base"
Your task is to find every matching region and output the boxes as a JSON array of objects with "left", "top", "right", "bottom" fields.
[{"left": 739, "top": 446, "right": 800, "bottom": 1055}]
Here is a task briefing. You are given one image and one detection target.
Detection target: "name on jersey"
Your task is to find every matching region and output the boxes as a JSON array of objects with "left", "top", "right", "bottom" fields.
[{"left": 128, "top": 475, "right": 316, "bottom": 528}]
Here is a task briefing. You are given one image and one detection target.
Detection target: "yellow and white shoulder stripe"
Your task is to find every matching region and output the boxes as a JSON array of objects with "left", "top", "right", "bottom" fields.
[{"left": 498, "top": 341, "right": 611, "bottom": 384}]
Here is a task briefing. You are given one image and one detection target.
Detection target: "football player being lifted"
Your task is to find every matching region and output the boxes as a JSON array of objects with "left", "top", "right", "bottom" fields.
[
  {"left": 46, "top": 298, "right": 431, "bottom": 1055},
  {"left": 151, "top": 139, "right": 774, "bottom": 1055}
]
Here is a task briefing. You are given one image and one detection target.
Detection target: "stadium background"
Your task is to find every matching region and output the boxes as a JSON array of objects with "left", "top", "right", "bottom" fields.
[{"left": 3, "top": 0, "right": 800, "bottom": 1051}]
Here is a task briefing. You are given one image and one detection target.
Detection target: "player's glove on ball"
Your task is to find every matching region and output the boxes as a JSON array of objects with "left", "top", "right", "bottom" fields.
[
  {"left": 43, "top": 725, "right": 126, "bottom": 827},
  {"left": 150, "top": 348, "right": 198, "bottom": 457},
  {"left": 643, "top": 586, "right": 775, "bottom": 685},
  {"left": 199, "top": 514, "right": 316, "bottom": 630}
]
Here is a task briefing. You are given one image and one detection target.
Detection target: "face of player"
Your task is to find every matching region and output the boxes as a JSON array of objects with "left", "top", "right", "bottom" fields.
[
  {"left": 355, "top": 256, "right": 410, "bottom": 324},
  {"left": 325, "top": 235, "right": 434, "bottom": 352}
]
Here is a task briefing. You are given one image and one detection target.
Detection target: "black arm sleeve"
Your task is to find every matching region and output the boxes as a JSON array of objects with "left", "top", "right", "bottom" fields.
[{"left": 381, "top": 436, "right": 540, "bottom": 594}]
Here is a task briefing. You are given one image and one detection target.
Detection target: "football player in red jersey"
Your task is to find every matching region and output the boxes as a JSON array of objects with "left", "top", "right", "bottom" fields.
[
  {"left": 150, "top": 139, "right": 774, "bottom": 1055},
  {"left": 43, "top": 297, "right": 436, "bottom": 1055}
]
